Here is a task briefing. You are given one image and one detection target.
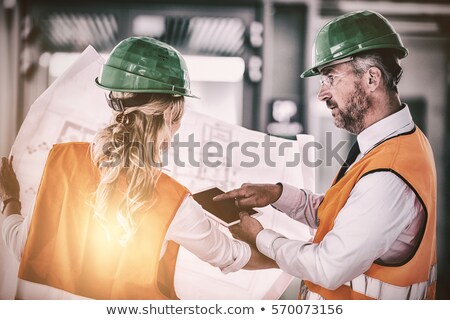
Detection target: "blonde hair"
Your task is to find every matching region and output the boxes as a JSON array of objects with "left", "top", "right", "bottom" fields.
[{"left": 91, "top": 92, "right": 184, "bottom": 245}]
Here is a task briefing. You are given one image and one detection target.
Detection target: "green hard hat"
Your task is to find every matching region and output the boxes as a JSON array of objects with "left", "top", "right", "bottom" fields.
[
  {"left": 301, "top": 10, "right": 408, "bottom": 78},
  {"left": 96, "top": 37, "right": 198, "bottom": 98}
]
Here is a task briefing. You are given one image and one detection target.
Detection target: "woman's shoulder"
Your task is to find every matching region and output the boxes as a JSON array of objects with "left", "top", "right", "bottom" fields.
[
  {"left": 46, "top": 142, "right": 96, "bottom": 172},
  {"left": 157, "top": 171, "right": 191, "bottom": 196},
  {"left": 50, "top": 142, "right": 91, "bottom": 151}
]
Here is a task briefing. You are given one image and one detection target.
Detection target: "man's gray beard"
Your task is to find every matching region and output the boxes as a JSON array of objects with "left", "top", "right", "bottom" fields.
[{"left": 334, "top": 82, "right": 371, "bottom": 135}]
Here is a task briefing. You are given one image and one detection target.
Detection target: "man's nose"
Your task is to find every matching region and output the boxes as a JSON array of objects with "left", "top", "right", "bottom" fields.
[{"left": 318, "top": 84, "right": 331, "bottom": 102}]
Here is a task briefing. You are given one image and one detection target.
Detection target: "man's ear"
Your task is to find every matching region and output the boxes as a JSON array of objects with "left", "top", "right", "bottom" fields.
[{"left": 366, "top": 67, "right": 382, "bottom": 91}]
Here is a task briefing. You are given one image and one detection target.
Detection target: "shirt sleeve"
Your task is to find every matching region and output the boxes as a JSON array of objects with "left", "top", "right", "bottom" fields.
[
  {"left": 272, "top": 183, "right": 323, "bottom": 229},
  {"left": 1, "top": 213, "right": 27, "bottom": 261},
  {"left": 256, "top": 172, "right": 421, "bottom": 290},
  {"left": 165, "top": 195, "right": 251, "bottom": 274}
]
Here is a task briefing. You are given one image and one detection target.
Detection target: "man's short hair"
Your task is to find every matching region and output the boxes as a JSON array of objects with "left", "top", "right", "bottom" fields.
[{"left": 351, "top": 49, "right": 403, "bottom": 93}]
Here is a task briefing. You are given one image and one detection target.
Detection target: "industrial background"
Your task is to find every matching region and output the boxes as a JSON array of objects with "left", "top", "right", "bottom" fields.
[{"left": 1, "top": 0, "right": 449, "bottom": 299}]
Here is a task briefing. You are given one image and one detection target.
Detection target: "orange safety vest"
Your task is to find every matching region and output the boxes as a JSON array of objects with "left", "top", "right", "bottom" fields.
[
  {"left": 304, "top": 128, "right": 437, "bottom": 299},
  {"left": 18, "top": 142, "right": 189, "bottom": 299}
]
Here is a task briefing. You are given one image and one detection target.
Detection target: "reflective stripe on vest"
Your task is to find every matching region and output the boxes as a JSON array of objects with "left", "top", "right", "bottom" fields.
[{"left": 300, "top": 264, "right": 437, "bottom": 300}]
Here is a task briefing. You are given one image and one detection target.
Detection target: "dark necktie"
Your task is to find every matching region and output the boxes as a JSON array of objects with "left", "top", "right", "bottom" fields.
[{"left": 335, "top": 141, "right": 360, "bottom": 184}]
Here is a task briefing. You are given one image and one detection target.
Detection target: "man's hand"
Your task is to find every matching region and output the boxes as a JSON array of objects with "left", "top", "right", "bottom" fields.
[
  {"left": 229, "top": 212, "right": 264, "bottom": 247},
  {"left": 0, "top": 156, "right": 20, "bottom": 202},
  {"left": 213, "top": 183, "right": 282, "bottom": 208}
]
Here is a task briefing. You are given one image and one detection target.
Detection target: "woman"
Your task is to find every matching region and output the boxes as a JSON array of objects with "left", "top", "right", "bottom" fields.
[{"left": 0, "top": 37, "right": 276, "bottom": 299}]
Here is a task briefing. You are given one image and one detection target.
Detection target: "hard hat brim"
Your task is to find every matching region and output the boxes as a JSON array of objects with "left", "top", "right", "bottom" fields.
[
  {"left": 301, "top": 43, "right": 408, "bottom": 78},
  {"left": 95, "top": 77, "right": 199, "bottom": 99},
  {"left": 95, "top": 62, "right": 199, "bottom": 100}
]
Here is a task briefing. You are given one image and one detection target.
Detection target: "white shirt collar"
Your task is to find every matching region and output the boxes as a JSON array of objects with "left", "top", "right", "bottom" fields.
[{"left": 357, "top": 104, "right": 415, "bottom": 155}]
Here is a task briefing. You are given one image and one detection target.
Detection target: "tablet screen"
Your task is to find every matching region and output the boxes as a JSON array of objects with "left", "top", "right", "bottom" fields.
[{"left": 193, "top": 187, "right": 258, "bottom": 225}]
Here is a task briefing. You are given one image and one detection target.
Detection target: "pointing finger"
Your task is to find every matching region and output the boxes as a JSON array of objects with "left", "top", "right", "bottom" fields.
[{"left": 213, "top": 188, "right": 246, "bottom": 201}]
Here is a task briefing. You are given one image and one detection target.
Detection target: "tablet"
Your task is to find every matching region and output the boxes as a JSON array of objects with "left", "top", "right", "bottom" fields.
[{"left": 193, "top": 187, "right": 260, "bottom": 227}]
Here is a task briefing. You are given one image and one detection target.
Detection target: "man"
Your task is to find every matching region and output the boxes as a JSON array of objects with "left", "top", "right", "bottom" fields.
[{"left": 214, "top": 10, "right": 437, "bottom": 299}]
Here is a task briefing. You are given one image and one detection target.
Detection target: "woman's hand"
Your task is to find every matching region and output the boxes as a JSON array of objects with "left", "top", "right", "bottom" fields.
[
  {"left": 229, "top": 212, "right": 264, "bottom": 247},
  {"left": 0, "top": 156, "right": 20, "bottom": 202}
]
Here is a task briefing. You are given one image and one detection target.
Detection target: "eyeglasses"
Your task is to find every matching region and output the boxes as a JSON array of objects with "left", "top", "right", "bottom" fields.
[{"left": 319, "top": 72, "right": 348, "bottom": 88}]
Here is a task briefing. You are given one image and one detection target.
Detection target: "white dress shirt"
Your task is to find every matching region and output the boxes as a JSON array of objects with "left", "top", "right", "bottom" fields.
[
  {"left": 2, "top": 194, "right": 251, "bottom": 276},
  {"left": 257, "top": 105, "right": 425, "bottom": 291}
]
